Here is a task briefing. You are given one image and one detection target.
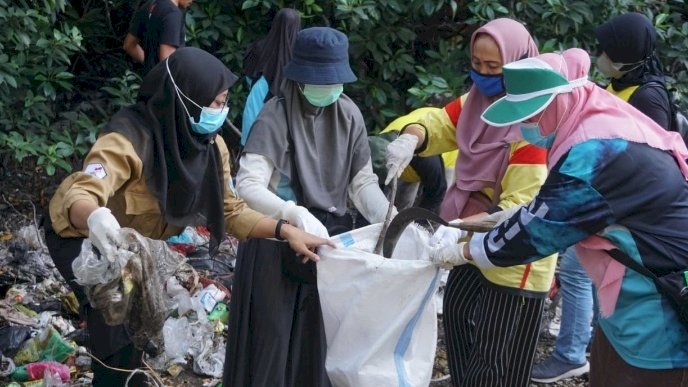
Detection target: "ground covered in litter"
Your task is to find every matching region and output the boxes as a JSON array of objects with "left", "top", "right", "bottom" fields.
[{"left": 0, "top": 166, "right": 587, "bottom": 386}]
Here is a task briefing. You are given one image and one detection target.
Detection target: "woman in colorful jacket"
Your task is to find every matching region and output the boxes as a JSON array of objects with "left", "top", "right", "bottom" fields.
[
  {"left": 45, "top": 47, "right": 329, "bottom": 387},
  {"left": 440, "top": 48, "right": 688, "bottom": 387},
  {"left": 384, "top": 18, "right": 556, "bottom": 387},
  {"left": 531, "top": 12, "right": 677, "bottom": 383}
]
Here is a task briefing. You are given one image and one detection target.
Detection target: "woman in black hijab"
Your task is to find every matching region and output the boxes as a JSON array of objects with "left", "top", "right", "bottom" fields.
[
  {"left": 45, "top": 47, "right": 330, "bottom": 386},
  {"left": 595, "top": 12, "right": 672, "bottom": 129},
  {"left": 241, "top": 8, "right": 301, "bottom": 145},
  {"left": 243, "top": 8, "right": 301, "bottom": 96}
]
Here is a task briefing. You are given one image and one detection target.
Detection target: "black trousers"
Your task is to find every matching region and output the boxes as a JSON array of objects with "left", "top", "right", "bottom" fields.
[
  {"left": 409, "top": 155, "right": 447, "bottom": 213},
  {"left": 44, "top": 222, "right": 147, "bottom": 386}
]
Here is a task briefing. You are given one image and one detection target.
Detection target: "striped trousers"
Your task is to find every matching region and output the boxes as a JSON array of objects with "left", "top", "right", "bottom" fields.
[{"left": 443, "top": 265, "right": 544, "bottom": 387}]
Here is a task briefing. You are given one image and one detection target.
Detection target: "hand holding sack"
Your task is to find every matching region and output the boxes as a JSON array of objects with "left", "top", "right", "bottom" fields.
[
  {"left": 430, "top": 242, "right": 471, "bottom": 269},
  {"left": 429, "top": 221, "right": 467, "bottom": 247},
  {"left": 282, "top": 204, "right": 330, "bottom": 239}
]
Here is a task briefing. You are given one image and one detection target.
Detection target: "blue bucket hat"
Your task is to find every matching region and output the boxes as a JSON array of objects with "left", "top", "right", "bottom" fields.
[{"left": 283, "top": 27, "right": 357, "bottom": 84}]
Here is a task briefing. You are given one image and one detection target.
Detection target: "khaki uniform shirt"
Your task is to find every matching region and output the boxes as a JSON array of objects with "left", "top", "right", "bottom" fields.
[{"left": 50, "top": 132, "right": 265, "bottom": 240}]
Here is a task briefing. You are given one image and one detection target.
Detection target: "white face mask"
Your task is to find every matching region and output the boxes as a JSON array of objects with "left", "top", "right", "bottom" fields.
[{"left": 596, "top": 52, "right": 646, "bottom": 79}]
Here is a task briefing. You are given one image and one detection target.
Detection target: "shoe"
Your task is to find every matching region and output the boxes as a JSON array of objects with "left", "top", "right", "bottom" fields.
[{"left": 531, "top": 356, "right": 589, "bottom": 383}]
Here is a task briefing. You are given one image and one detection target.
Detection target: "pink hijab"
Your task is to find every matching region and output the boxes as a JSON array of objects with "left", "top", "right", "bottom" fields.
[
  {"left": 441, "top": 18, "right": 539, "bottom": 221},
  {"left": 536, "top": 48, "right": 688, "bottom": 316}
]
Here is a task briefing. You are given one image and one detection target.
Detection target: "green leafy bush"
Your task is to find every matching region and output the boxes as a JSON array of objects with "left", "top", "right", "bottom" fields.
[
  {"left": 1, "top": 0, "right": 686, "bottom": 176},
  {"left": 0, "top": 0, "right": 86, "bottom": 175}
]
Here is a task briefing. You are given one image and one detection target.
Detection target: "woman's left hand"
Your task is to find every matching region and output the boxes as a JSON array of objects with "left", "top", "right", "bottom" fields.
[{"left": 281, "top": 224, "right": 335, "bottom": 263}]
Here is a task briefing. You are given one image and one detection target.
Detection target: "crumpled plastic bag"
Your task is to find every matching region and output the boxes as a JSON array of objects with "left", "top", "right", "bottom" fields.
[
  {"left": 0, "top": 325, "right": 32, "bottom": 357},
  {"left": 0, "top": 354, "right": 16, "bottom": 377},
  {"left": 72, "top": 239, "right": 128, "bottom": 286},
  {"left": 72, "top": 228, "right": 188, "bottom": 355},
  {"left": 162, "top": 317, "right": 191, "bottom": 362},
  {"left": 13, "top": 326, "right": 75, "bottom": 365},
  {"left": 188, "top": 320, "right": 224, "bottom": 378}
]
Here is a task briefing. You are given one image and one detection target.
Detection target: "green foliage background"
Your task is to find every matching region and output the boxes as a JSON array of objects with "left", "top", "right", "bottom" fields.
[{"left": 1, "top": 0, "right": 687, "bottom": 176}]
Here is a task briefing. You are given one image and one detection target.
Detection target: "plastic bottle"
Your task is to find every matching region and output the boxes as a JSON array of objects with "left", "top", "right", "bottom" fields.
[{"left": 207, "top": 302, "right": 229, "bottom": 324}]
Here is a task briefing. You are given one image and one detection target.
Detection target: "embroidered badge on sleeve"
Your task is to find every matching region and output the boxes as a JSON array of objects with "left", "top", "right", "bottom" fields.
[{"left": 84, "top": 163, "right": 108, "bottom": 179}]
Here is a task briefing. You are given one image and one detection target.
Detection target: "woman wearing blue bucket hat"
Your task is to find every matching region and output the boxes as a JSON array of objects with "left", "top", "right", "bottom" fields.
[
  {"left": 224, "top": 27, "right": 394, "bottom": 387},
  {"left": 434, "top": 48, "right": 688, "bottom": 387}
]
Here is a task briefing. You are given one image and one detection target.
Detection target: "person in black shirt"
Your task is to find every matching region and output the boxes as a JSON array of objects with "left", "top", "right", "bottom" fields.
[
  {"left": 595, "top": 12, "right": 672, "bottom": 129},
  {"left": 123, "top": 0, "right": 192, "bottom": 76}
]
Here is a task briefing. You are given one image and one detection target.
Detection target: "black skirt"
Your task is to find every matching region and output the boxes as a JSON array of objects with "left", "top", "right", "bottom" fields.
[{"left": 223, "top": 238, "right": 332, "bottom": 387}]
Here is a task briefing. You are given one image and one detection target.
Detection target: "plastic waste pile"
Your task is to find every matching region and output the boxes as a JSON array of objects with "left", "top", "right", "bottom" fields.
[
  {"left": 0, "top": 224, "right": 239, "bottom": 386},
  {"left": 149, "top": 276, "right": 230, "bottom": 379},
  {"left": 0, "top": 226, "right": 92, "bottom": 386}
]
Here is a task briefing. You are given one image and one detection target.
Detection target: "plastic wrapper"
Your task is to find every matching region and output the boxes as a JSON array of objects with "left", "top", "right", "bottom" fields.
[
  {"left": 0, "top": 354, "right": 16, "bottom": 377},
  {"left": 77, "top": 228, "right": 188, "bottom": 355},
  {"left": 162, "top": 317, "right": 191, "bottom": 362},
  {"left": 11, "top": 360, "right": 70, "bottom": 382},
  {"left": 71, "top": 239, "right": 128, "bottom": 286},
  {"left": 16, "top": 225, "right": 45, "bottom": 251},
  {"left": 188, "top": 320, "right": 224, "bottom": 377}
]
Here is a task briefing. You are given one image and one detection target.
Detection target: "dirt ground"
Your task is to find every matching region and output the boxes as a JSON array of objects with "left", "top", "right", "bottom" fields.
[{"left": 0, "top": 164, "right": 588, "bottom": 386}]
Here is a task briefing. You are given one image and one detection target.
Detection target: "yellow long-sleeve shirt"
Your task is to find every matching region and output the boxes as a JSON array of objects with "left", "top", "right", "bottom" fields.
[{"left": 414, "top": 95, "right": 556, "bottom": 295}]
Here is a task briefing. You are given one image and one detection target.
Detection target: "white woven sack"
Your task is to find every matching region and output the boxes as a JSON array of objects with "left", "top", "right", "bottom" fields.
[{"left": 318, "top": 223, "right": 440, "bottom": 387}]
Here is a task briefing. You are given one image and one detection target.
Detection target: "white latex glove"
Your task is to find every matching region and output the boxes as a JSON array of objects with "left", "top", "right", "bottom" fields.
[
  {"left": 430, "top": 242, "right": 471, "bottom": 269},
  {"left": 384, "top": 133, "right": 419, "bottom": 185},
  {"left": 483, "top": 205, "right": 522, "bottom": 226},
  {"left": 429, "top": 222, "right": 467, "bottom": 247},
  {"left": 87, "top": 207, "right": 122, "bottom": 259},
  {"left": 283, "top": 205, "right": 330, "bottom": 239}
]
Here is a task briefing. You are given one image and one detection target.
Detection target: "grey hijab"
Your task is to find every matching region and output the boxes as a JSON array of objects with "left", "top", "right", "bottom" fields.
[{"left": 243, "top": 80, "right": 370, "bottom": 215}]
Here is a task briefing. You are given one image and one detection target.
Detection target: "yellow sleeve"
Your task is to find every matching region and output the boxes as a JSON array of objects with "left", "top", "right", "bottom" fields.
[
  {"left": 496, "top": 141, "right": 549, "bottom": 210},
  {"left": 416, "top": 108, "right": 459, "bottom": 157},
  {"left": 49, "top": 133, "right": 142, "bottom": 237},
  {"left": 216, "top": 136, "right": 266, "bottom": 240}
]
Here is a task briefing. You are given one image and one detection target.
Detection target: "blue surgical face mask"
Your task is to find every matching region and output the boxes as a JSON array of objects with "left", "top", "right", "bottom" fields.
[
  {"left": 188, "top": 106, "right": 229, "bottom": 134},
  {"left": 166, "top": 58, "right": 229, "bottom": 135},
  {"left": 301, "top": 84, "right": 344, "bottom": 107},
  {"left": 469, "top": 69, "right": 504, "bottom": 97},
  {"left": 520, "top": 122, "right": 555, "bottom": 149}
]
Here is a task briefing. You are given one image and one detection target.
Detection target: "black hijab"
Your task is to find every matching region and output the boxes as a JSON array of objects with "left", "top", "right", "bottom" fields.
[
  {"left": 243, "top": 8, "right": 301, "bottom": 97},
  {"left": 594, "top": 12, "right": 666, "bottom": 90},
  {"left": 103, "top": 47, "right": 238, "bottom": 252}
]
